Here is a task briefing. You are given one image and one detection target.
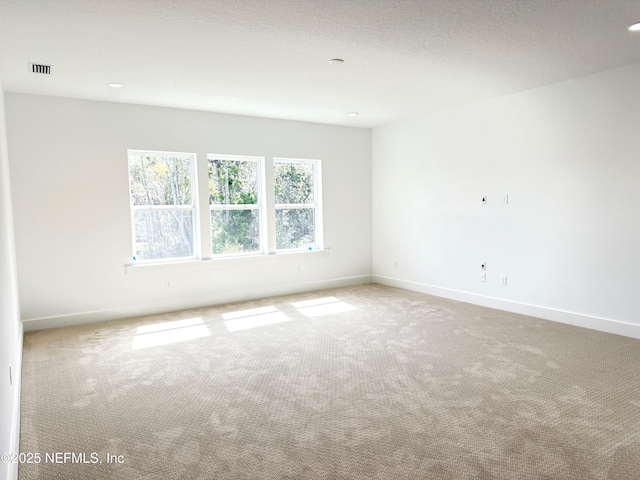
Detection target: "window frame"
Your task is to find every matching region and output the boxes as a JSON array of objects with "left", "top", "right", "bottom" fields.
[
  {"left": 207, "top": 153, "right": 267, "bottom": 257},
  {"left": 273, "top": 157, "right": 323, "bottom": 253},
  {"left": 128, "top": 149, "right": 199, "bottom": 264}
]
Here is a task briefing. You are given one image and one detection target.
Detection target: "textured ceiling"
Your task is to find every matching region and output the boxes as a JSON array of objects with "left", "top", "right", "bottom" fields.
[{"left": 1, "top": 0, "right": 640, "bottom": 127}]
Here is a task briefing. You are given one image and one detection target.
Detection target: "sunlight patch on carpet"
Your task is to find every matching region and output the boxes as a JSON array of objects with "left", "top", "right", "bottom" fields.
[
  {"left": 223, "top": 306, "right": 293, "bottom": 332},
  {"left": 133, "top": 317, "right": 209, "bottom": 349},
  {"left": 292, "top": 296, "right": 357, "bottom": 317}
]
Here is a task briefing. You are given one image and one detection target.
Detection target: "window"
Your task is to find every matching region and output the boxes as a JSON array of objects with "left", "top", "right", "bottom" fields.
[
  {"left": 274, "top": 158, "right": 322, "bottom": 251},
  {"left": 208, "top": 155, "right": 265, "bottom": 255},
  {"left": 127, "top": 151, "right": 323, "bottom": 264},
  {"left": 128, "top": 150, "right": 197, "bottom": 262}
]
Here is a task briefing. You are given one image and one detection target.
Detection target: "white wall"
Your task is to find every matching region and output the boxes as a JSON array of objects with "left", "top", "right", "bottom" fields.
[
  {"left": 5, "top": 94, "right": 372, "bottom": 329},
  {"left": 373, "top": 62, "right": 640, "bottom": 337},
  {"left": 0, "top": 87, "right": 23, "bottom": 480}
]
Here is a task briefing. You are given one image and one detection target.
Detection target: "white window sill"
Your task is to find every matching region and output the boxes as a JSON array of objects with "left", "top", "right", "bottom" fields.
[{"left": 125, "top": 249, "right": 330, "bottom": 275}]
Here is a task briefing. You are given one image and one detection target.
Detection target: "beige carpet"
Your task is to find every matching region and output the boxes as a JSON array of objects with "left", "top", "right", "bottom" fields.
[{"left": 19, "top": 284, "right": 640, "bottom": 479}]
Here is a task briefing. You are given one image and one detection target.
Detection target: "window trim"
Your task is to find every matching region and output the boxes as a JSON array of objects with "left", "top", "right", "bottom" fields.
[
  {"left": 273, "top": 157, "right": 323, "bottom": 253},
  {"left": 125, "top": 151, "right": 325, "bottom": 268},
  {"left": 125, "top": 248, "right": 330, "bottom": 275},
  {"left": 128, "top": 149, "right": 199, "bottom": 264}
]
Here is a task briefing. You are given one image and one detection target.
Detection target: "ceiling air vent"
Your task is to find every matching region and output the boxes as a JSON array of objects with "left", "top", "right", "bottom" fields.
[{"left": 29, "top": 63, "right": 52, "bottom": 74}]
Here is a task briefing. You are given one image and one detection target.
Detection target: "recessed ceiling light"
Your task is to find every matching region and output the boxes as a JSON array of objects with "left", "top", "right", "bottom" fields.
[
  {"left": 107, "top": 83, "right": 123, "bottom": 88},
  {"left": 628, "top": 22, "right": 640, "bottom": 31},
  {"left": 329, "top": 59, "right": 344, "bottom": 64},
  {"left": 347, "top": 112, "right": 359, "bottom": 117}
]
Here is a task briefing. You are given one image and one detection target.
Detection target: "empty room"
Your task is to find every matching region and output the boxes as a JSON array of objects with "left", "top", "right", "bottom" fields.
[{"left": 1, "top": 1, "right": 640, "bottom": 479}]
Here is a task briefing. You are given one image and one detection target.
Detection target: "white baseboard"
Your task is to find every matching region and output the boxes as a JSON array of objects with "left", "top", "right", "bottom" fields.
[
  {"left": 373, "top": 275, "right": 640, "bottom": 340},
  {"left": 8, "top": 320, "right": 23, "bottom": 480},
  {"left": 23, "top": 275, "right": 373, "bottom": 332}
]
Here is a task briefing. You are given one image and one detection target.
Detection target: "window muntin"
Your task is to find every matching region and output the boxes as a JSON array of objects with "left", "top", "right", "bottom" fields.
[
  {"left": 274, "top": 159, "right": 322, "bottom": 251},
  {"left": 208, "top": 155, "right": 265, "bottom": 255},
  {"left": 128, "top": 151, "right": 197, "bottom": 262}
]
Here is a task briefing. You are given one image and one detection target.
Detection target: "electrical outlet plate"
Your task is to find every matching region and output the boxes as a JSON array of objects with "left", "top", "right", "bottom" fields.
[
  {"left": 481, "top": 273, "right": 486, "bottom": 282},
  {"left": 502, "top": 194, "right": 509, "bottom": 204},
  {"left": 500, "top": 275, "right": 508, "bottom": 286}
]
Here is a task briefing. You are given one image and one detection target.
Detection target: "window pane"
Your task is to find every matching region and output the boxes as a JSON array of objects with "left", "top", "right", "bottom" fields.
[
  {"left": 129, "top": 154, "right": 192, "bottom": 206},
  {"left": 133, "top": 210, "right": 194, "bottom": 260},
  {"left": 208, "top": 159, "right": 258, "bottom": 205},
  {"left": 211, "top": 209, "right": 260, "bottom": 254},
  {"left": 276, "top": 208, "right": 315, "bottom": 250},
  {"left": 274, "top": 162, "right": 314, "bottom": 204}
]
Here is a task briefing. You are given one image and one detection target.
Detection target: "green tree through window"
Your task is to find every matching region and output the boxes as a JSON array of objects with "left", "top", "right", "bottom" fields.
[
  {"left": 208, "top": 155, "right": 263, "bottom": 255},
  {"left": 128, "top": 151, "right": 196, "bottom": 261},
  {"left": 274, "top": 159, "right": 321, "bottom": 250},
  {"left": 128, "top": 152, "right": 321, "bottom": 262}
]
